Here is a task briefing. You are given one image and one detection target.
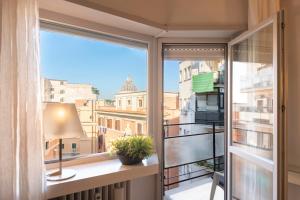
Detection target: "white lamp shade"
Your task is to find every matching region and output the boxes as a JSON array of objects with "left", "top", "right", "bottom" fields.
[{"left": 43, "top": 102, "right": 84, "bottom": 140}]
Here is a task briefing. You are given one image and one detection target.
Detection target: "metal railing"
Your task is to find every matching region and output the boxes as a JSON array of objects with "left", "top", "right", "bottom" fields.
[{"left": 162, "top": 121, "right": 224, "bottom": 192}]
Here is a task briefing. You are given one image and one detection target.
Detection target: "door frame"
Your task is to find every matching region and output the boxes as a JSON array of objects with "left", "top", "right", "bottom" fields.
[
  {"left": 227, "top": 12, "right": 286, "bottom": 200},
  {"left": 157, "top": 38, "right": 229, "bottom": 199}
]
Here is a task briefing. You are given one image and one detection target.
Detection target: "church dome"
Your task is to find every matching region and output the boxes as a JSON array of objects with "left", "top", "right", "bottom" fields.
[{"left": 120, "top": 76, "right": 137, "bottom": 93}]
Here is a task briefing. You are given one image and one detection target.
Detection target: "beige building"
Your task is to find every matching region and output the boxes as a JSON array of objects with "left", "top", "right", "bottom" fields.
[
  {"left": 97, "top": 77, "right": 179, "bottom": 151},
  {"left": 44, "top": 77, "right": 179, "bottom": 159},
  {"left": 43, "top": 78, "right": 99, "bottom": 160},
  {"left": 43, "top": 78, "right": 97, "bottom": 103}
]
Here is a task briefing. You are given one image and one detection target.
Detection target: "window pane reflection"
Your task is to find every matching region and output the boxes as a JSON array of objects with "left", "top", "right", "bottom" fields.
[
  {"left": 231, "top": 24, "right": 274, "bottom": 160},
  {"left": 231, "top": 155, "right": 273, "bottom": 200}
]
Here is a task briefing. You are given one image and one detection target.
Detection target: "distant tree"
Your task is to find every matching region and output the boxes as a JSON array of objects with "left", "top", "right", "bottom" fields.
[{"left": 91, "top": 87, "right": 100, "bottom": 98}]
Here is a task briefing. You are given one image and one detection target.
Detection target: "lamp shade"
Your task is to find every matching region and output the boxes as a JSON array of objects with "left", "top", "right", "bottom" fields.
[{"left": 43, "top": 102, "right": 84, "bottom": 140}]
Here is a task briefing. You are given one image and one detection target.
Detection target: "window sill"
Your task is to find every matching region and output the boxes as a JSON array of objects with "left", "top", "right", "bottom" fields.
[{"left": 46, "top": 154, "right": 159, "bottom": 199}]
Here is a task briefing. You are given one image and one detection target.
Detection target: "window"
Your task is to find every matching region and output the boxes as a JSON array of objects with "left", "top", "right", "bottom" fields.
[
  {"left": 188, "top": 66, "right": 191, "bottom": 79},
  {"left": 40, "top": 25, "right": 148, "bottom": 162},
  {"left": 137, "top": 123, "right": 143, "bottom": 134},
  {"left": 220, "top": 93, "right": 224, "bottom": 109},
  {"left": 138, "top": 99, "right": 143, "bottom": 107},
  {"left": 45, "top": 141, "right": 49, "bottom": 150},
  {"left": 179, "top": 70, "right": 182, "bottom": 82},
  {"left": 71, "top": 143, "right": 77, "bottom": 152},
  {"left": 107, "top": 119, "right": 112, "bottom": 129},
  {"left": 184, "top": 68, "right": 187, "bottom": 80},
  {"left": 207, "top": 94, "right": 218, "bottom": 106},
  {"left": 115, "top": 120, "right": 120, "bottom": 131}
]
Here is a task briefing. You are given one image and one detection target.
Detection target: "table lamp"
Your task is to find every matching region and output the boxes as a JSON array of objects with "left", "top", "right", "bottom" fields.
[{"left": 43, "top": 102, "right": 84, "bottom": 181}]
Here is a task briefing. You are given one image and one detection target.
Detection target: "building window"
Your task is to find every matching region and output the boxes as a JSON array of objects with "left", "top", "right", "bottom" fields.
[
  {"left": 127, "top": 99, "right": 131, "bottom": 106},
  {"left": 220, "top": 93, "right": 224, "bottom": 109},
  {"left": 184, "top": 68, "right": 188, "bottom": 80},
  {"left": 60, "top": 81, "right": 64, "bottom": 85},
  {"left": 60, "top": 98, "right": 64, "bottom": 102},
  {"left": 60, "top": 90, "right": 65, "bottom": 94},
  {"left": 50, "top": 88, "right": 54, "bottom": 92},
  {"left": 139, "top": 99, "right": 143, "bottom": 107},
  {"left": 72, "top": 143, "right": 77, "bottom": 152},
  {"left": 119, "top": 100, "right": 121, "bottom": 107},
  {"left": 45, "top": 141, "right": 49, "bottom": 150},
  {"left": 107, "top": 119, "right": 112, "bottom": 129},
  {"left": 179, "top": 70, "right": 182, "bottom": 82},
  {"left": 207, "top": 94, "right": 218, "bottom": 106},
  {"left": 188, "top": 66, "right": 191, "bottom": 79},
  {"left": 137, "top": 123, "right": 143, "bottom": 135},
  {"left": 115, "top": 120, "right": 120, "bottom": 131},
  {"left": 50, "top": 94, "right": 54, "bottom": 99}
]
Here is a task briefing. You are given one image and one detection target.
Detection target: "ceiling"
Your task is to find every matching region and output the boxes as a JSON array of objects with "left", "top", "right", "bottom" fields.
[{"left": 39, "top": 0, "right": 248, "bottom": 38}]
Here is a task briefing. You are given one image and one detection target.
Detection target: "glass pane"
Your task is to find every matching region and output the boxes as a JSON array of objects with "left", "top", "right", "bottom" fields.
[
  {"left": 40, "top": 29, "right": 148, "bottom": 162},
  {"left": 231, "top": 154, "right": 273, "bottom": 200},
  {"left": 163, "top": 45, "right": 225, "bottom": 193},
  {"left": 164, "top": 124, "right": 224, "bottom": 168},
  {"left": 231, "top": 24, "right": 274, "bottom": 160}
]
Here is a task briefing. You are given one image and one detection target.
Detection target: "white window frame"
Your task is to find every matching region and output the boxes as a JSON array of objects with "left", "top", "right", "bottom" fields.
[{"left": 40, "top": 11, "right": 157, "bottom": 163}]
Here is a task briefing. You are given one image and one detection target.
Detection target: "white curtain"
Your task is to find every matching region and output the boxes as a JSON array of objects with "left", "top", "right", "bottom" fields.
[{"left": 0, "top": 0, "right": 45, "bottom": 199}]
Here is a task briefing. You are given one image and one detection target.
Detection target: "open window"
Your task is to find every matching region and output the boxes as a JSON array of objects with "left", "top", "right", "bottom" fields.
[{"left": 227, "top": 13, "right": 285, "bottom": 200}]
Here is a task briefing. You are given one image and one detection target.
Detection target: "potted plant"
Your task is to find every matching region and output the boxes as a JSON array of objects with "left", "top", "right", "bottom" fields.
[{"left": 111, "top": 135, "right": 153, "bottom": 165}]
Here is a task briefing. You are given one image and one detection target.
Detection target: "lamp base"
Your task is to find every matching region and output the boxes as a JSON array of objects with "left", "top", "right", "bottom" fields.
[{"left": 47, "top": 169, "right": 76, "bottom": 181}]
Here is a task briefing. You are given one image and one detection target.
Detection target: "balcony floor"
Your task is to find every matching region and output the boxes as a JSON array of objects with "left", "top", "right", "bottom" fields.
[{"left": 164, "top": 178, "right": 224, "bottom": 200}]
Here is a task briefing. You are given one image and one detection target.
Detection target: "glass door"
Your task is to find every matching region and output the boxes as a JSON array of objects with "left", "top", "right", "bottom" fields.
[{"left": 227, "top": 13, "right": 285, "bottom": 200}]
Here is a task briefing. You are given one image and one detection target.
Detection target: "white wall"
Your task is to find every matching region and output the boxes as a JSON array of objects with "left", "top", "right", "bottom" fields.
[{"left": 129, "top": 175, "right": 157, "bottom": 200}]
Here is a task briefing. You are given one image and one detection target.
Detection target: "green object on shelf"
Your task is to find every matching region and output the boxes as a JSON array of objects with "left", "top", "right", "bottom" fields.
[{"left": 192, "top": 72, "right": 214, "bottom": 93}]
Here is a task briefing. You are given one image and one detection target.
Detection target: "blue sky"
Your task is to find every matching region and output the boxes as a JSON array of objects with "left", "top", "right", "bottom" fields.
[{"left": 40, "top": 30, "right": 179, "bottom": 99}]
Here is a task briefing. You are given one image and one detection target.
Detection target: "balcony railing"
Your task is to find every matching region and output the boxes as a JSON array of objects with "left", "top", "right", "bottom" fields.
[
  {"left": 162, "top": 122, "right": 224, "bottom": 192},
  {"left": 238, "top": 106, "right": 273, "bottom": 113},
  {"left": 195, "top": 111, "right": 224, "bottom": 123}
]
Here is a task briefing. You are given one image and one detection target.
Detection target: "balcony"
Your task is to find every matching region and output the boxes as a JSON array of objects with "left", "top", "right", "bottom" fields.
[{"left": 163, "top": 122, "right": 225, "bottom": 200}]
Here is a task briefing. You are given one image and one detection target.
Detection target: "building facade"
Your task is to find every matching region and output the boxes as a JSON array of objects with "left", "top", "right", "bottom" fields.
[
  {"left": 97, "top": 77, "right": 179, "bottom": 151},
  {"left": 179, "top": 60, "right": 225, "bottom": 134},
  {"left": 44, "top": 77, "right": 179, "bottom": 160},
  {"left": 43, "top": 78, "right": 97, "bottom": 103}
]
